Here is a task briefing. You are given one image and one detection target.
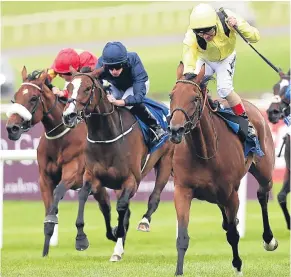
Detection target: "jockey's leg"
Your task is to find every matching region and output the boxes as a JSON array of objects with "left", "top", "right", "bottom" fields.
[
  {"left": 215, "top": 51, "right": 256, "bottom": 138},
  {"left": 226, "top": 91, "right": 256, "bottom": 138},
  {"left": 130, "top": 103, "right": 166, "bottom": 142}
]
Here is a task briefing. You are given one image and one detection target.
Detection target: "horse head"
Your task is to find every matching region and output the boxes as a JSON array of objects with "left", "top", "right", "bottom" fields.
[
  {"left": 267, "top": 70, "right": 290, "bottom": 124},
  {"left": 62, "top": 66, "right": 107, "bottom": 128},
  {"left": 6, "top": 66, "right": 51, "bottom": 140},
  {"left": 168, "top": 62, "right": 207, "bottom": 144}
]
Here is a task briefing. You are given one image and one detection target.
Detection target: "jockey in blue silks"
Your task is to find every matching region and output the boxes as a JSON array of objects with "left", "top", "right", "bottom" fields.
[{"left": 96, "top": 41, "right": 166, "bottom": 144}]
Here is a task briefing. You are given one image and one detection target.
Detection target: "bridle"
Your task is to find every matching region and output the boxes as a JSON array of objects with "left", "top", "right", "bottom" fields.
[
  {"left": 169, "top": 79, "right": 207, "bottom": 134},
  {"left": 68, "top": 73, "right": 115, "bottom": 119},
  {"left": 12, "top": 82, "right": 60, "bottom": 133}
]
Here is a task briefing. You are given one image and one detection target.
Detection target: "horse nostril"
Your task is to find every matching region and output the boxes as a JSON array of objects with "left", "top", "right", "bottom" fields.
[
  {"left": 69, "top": 112, "right": 77, "bottom": 119},
  {"left": 7, "top": 124, "right": 20, "bottom": 134}
]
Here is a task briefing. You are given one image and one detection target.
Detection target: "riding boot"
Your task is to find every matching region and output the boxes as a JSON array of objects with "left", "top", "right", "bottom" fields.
[
  {"left": 130, "top": 103, "right": 166, "bottom": 143},
  {"left": 228, "top": 99, "right": 256, "bottom": 138}
]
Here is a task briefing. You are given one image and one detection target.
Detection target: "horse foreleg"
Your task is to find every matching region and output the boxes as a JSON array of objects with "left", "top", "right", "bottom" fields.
[
  {"left": 39, "top": 174, "right": 54, "bottom": 257},
  {"left": 75, "top": 178, "right": 92, "bottom": 251},
  {"left": 225, "top": 190, "right": 242, "bottom": 276},
  {"left": 110, "top": 184, "right": 135, "bottom": 262},
  {"left": 218, "top": 204, "right": 228, "bottom": 231},
  {"left": 93, "top": 187, "right": 116, "bottom": 242},
  {"left": 174, "top": 185, "right": 192, "bottom": 276},
  {"left": 277, "top": 169, "right": 290, "bottom": 230},
  {"left": 138, "top": 155, "right": 172, "bottom": 232}
]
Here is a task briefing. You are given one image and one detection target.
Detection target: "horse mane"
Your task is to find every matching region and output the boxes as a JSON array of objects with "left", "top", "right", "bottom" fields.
[{"left": 27, "top": 70, "right": 43, "bottom": 81}]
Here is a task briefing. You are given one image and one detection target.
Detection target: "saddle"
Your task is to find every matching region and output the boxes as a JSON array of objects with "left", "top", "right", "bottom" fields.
[{"left": 206, "top": 96, "right": 264, "bottom": 157}]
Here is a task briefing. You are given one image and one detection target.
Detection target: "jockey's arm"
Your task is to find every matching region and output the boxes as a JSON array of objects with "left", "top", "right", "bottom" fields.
[
  {"left": 182, "top": 28, "right": 199, "bottom": 75},
  {"left": 224, "top": 9, "right": 260, "bottom": 43},
  {"left": 123, "top": 54, "right": 148, "bottom": 106}
]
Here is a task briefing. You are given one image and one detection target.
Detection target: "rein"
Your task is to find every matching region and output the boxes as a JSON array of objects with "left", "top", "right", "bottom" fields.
[
  {"left": 16, "top": 82, "right": 67, "bottom": 138},
  {"left": 69, "top": 73, "right": 135, "bottom": 144},
  {"left": 170, "top": 79, "right": 218, "bottom": 159},
  {"left": 69, "top": 73, "right": 115, "bottom": 118},
  {"left": 170, "top": 79, "right": 207, "bottom": 133}
]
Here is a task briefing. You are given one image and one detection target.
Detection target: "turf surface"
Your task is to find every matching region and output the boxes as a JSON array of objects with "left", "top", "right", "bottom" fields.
[{"left": 2, "top": 183, "right": 290, "bottom": 277}]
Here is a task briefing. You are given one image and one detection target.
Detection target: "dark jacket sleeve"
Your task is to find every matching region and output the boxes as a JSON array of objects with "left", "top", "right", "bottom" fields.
[{"left": 124, "top": 53, "right": 148, "bottom": 106}]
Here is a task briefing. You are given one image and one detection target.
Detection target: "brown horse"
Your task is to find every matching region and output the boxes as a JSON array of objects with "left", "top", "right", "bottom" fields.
[
  {"left": 62, "top": 67, "right": 173, "bottom": 261},
  {"left": 168, "top": 62, "right": 278, "bottom": 276},
  {"left": 267, "top": 70, "right": 290, "bottom": 230},
  {"left": 6, "top": 67, "right": 115, "bottom": 257}
]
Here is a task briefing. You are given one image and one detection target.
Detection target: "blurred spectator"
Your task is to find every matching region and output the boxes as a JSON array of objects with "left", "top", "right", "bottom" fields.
[{"left": 0, "top": 55, "right": 15, "bottom": 99}]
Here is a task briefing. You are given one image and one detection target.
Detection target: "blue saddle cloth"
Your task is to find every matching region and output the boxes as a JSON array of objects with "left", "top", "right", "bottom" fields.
[
  {"left": 217, "top": 107, "right": 264, "bottom": 157},
  {"left": 134, "top": 97, "right": 169, "bottom": 154}
]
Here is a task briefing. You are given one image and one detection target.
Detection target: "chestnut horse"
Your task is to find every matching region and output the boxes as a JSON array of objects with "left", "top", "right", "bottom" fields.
[
  {"left": 168, "top": 63, "right": 278, "bottom": 276},
  {"left": 62, "top": 67, "right": 173, "bottom": 261},
  {"left": 6, "top": 67, "right": 115, "bottom": 257},
  {"left": 267, "top": 70, "right": 290, "bottom": 230}
]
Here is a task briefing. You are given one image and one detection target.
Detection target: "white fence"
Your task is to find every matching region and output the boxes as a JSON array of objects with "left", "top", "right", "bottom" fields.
[{"left": 2, "top": 2, "right": 256, "bottom": 45}]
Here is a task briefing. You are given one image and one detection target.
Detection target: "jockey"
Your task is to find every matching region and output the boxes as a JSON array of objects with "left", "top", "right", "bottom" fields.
[
  {"left": 182, "top": 3, "right": 260, "bottom": 137},
  {"left": 48, "top": 48, "right": 97, "bottom": 98},
  {"left": 96, "top": 41, "right": 166, "bottom": 144}
]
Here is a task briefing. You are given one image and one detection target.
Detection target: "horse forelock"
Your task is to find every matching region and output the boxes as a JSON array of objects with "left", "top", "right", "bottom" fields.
[{"left": 27, "top": 70, "right": 43, "bottom": 81}]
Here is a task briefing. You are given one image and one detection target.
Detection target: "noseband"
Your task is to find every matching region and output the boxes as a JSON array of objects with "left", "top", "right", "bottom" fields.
[
  {"left": 12, "top": 82, "right": 59, "bottom": 131},
  {"left": 170, "top": 79, "right": 207, "bottom": 133}
]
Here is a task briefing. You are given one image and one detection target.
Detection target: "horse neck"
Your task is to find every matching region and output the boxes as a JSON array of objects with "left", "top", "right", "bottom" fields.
[
  {"left": 41, "top": 96, "right": 66, "bottom": 135},
  {"left": 187, "top": 106, "right": 217, "bottom": 158},
  {"left": 86, "top": 89, "right": 121, "bottom": 141}
]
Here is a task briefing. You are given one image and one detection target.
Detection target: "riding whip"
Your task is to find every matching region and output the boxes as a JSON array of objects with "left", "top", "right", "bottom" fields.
[
  {"left": 278, "top": 135, "right": 287, "bottom": 157},
  {"left": 219, "top": 8, "right": 281, "bottom": 74}
]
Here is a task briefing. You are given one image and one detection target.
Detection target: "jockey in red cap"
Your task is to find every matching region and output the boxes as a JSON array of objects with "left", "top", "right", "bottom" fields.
[{"left": 47, "top": 48, "right": 97, "bottom": 97}]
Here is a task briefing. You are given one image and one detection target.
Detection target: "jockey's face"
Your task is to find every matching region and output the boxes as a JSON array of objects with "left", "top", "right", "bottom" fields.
[
  {"left": 194, "top": 27, "right": 216, "bottom": 42},
  {"left": 109, "top": 67, "right": 123, "bottom": 77},
  {"left": 59, "top": 73, "right": 73, "bottom": 82}
]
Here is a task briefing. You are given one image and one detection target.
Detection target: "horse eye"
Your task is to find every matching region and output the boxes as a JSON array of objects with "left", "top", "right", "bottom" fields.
[{"left": 30, "top": 96, "right": 38, "bottom": 102}]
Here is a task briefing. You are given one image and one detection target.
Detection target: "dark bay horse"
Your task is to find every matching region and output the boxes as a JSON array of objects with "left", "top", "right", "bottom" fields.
[
  {"left": 62, "top": 67, "right": 173, "bottom": 261},
  {"left": 267, "top": 70, "right": 290, "bottom": 230},
  {"left": 168, "top": 62, "right": 278, "bottom": 276},
  {"left": 6, "top": 67, "right": 115, "bottom": 257}
]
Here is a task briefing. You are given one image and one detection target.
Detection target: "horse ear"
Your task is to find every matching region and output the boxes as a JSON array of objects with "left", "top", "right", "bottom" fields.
[
  {"left": 39, "top": 69, "right": 48, "bottom": 84},
  {"left": 176, "top": 61, "right": 184, "bottom": 80},
  {"left": 195, "top": 64, "right": 205, "bottom": 84},
  {"left": 21, "top": 66, "right": 27, "bottom": 81},
  {"left": 69, "top": 65, "right": 77, "bottom": 75},
  {"left": 92, "top": 67, "right": 104, "bottom": 78}
]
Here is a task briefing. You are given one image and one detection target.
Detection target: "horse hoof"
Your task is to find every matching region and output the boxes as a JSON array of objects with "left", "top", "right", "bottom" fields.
[
  {"left": 75, "top": 236, "right": 89, "bottom": 251},
  {"left": 233, "top": 267, "right": 243, "bottom": 276},
  {"left": 109, "top": 254, "right": 122, "bottom": 262},
  {"left": 263, "top": 237, "right": 278, "bottom": 251},
  {"left": 137, "top": 218, "right": 150, "bottom": 232}
]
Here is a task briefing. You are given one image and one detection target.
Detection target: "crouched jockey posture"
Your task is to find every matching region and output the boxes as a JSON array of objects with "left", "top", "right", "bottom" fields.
[
  {"left": 182, "top": 3, "right": 260, "bottom": 137},
  {"left": 96, "top": 41, "right": 167, "bottom": 145},
  {"left": 47, "top": 48, "right": 98, "bottom": 97}
]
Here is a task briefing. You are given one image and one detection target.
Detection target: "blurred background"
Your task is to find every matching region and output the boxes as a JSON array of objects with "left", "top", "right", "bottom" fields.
[
  {"left": 1, "top": 1, "right": 290, "bottom": 101},
  {"left": 1, "top": 2, "right": 290, "bottom": 276}
]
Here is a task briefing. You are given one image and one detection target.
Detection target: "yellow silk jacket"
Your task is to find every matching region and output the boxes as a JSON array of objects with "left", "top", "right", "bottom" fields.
[{"left": 182, "top": 9, "right": 260, "bottom": 74}]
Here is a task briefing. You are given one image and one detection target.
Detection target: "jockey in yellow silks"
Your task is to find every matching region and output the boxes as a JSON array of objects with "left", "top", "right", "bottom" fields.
[{"left": 182, "top": 3, "right": 260, "bottom": 137}]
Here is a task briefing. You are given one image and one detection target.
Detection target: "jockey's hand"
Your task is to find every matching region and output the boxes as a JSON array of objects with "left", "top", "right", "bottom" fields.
[
  {"left": 184, "top": 73, "right": 196, "bottom": 80},
  {"left": 52, "top": 87, "right": 68, "bottom": 98},
  {"left": 227, "top": 16, "right": 238, "bottom": 28},
  {"left": 107, "top": 94, "right": 116, "bottom": 103}
]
